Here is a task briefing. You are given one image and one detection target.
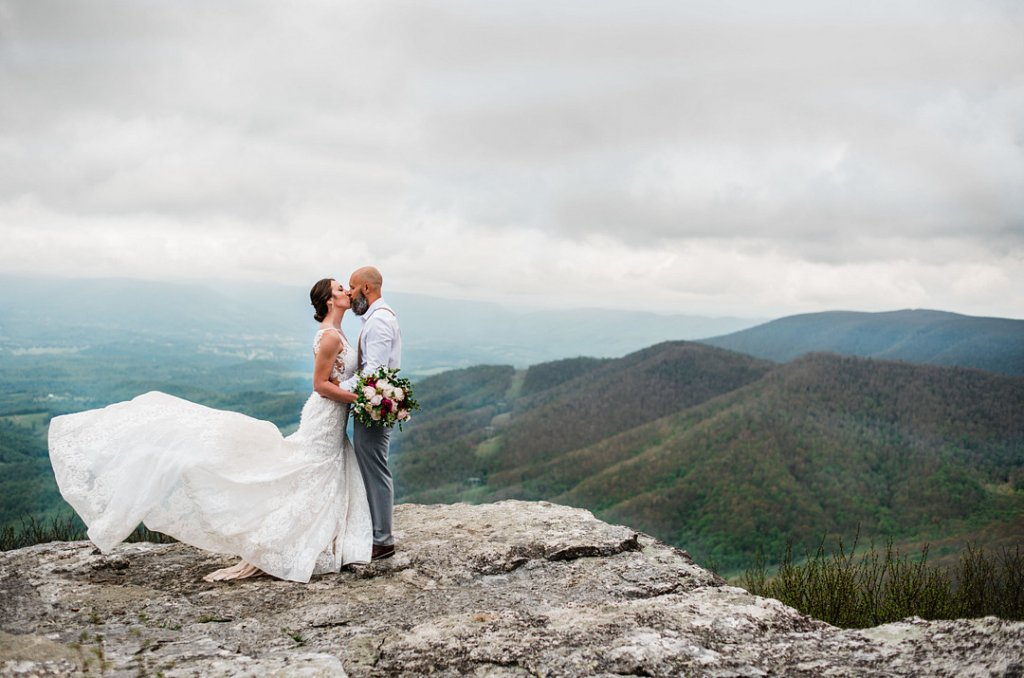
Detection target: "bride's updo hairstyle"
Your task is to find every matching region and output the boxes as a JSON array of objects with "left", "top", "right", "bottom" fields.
[{"left": 310, "top": 278, "right": 334, "bottom": 322}]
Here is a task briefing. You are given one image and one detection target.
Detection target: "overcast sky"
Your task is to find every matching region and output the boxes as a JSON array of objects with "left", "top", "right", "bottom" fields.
[{"left": 1, "top": 0, "right": 1022, "bottom": 318}]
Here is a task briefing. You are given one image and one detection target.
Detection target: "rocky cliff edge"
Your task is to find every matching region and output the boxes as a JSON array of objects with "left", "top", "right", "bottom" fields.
[{"left": 1, "top": 501, "right": 1021, "bottom": 676}]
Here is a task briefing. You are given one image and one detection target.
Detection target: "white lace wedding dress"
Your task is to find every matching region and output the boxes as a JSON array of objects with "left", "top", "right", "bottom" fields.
[{"left": 48, "top": 328, "right": 372, "bottom": 583}]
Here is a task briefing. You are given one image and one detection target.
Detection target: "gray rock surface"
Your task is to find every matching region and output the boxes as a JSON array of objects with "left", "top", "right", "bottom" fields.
[{"left": 1, "top": 501, "right": 1021, "bottom": 676}]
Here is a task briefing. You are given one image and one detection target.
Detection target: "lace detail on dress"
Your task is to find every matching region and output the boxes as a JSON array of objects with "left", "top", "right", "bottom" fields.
[
  {"left": 313, "top": 327, "right": 355, "bottom": 384},
  {"left": 47, "top": 328, "right": 372, "bottom": 583}
]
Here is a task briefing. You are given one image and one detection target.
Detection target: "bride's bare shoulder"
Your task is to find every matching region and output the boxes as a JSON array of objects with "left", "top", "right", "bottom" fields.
[{"left": 314, "top": 327, "right": 342, "bottom": 353}]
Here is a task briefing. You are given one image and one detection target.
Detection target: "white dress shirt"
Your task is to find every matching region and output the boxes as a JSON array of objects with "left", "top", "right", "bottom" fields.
[{"left": 340, "top": 298, "right": 402, "bottom": 391}]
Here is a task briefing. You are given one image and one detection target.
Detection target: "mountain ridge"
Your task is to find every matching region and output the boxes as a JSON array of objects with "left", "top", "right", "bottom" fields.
[{"left": 699, "top": 309, "right": 1024, "bottom": 375}]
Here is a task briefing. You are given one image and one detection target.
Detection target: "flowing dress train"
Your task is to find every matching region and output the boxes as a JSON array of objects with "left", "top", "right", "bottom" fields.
[{"left": 48, "top": 328, "right": 372, "bottom": 583}]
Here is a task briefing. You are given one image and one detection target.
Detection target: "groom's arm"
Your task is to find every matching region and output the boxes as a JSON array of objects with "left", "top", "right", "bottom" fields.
[{"left": 338, "top": 318, "right": 398, "bottom": 390}]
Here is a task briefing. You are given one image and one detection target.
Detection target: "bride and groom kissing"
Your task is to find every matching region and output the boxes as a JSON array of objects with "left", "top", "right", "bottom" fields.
[{"left": 49, "top": 266, "right": 405, "bottom": 583}]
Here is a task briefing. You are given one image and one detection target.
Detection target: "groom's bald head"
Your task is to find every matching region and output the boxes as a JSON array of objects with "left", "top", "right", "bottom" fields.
[
  {"left": 348, "top": 266, "right": 383, "bottom": 315},
  {"left": 351, "top": 266, "right": 383, "bottom": 292}
]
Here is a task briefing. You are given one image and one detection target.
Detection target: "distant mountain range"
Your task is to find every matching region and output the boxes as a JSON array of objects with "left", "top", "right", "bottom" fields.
[
  {"left": 394, "top": 344, "right": 1024, "bottom": 570},
  {"left": 0, "top": 274, "right": 763, "bottom": 377},
  {"left": 3, "top": 276, "right": 1020, "bottom": 378},
  {"left": 699, "top": 309, "right": 1024, "bottom": 376}
]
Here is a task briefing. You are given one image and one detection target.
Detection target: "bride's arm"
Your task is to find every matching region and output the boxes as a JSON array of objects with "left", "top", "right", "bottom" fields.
[{"left": 313, "top": 332, "right": 358, "bottom": 404}]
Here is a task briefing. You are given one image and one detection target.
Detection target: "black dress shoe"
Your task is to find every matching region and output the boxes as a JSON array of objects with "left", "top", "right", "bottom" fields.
[{"left": 371, "top": 543, "right": 396, "bottom": 560}]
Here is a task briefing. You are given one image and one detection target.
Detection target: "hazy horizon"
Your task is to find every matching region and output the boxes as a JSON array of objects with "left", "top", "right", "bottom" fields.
[{"left": 4, "top": 270, "right": 1023, "bottom": 322}]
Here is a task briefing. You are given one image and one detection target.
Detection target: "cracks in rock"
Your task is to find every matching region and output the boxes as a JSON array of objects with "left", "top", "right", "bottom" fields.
[
  {"left": 309, "top": 619, "right": 352, "bottom": 629},
  {"left": 611, "top": 560, "right": 722, "bottom": 601},
  {"left": 479, "top": 532, "right": 644, "bottom": 575},
  {"left": 493, "top": 558, "right": 532, "bottom": 576},
  {"left": 351, "top": 559, "right": 414, "bottom": 580},
  {"left": 370, "top": 634, "right": 387, "bottom": 670},
  {"left": 131, "top": 638, "right": 168, "bottom": 655},
  {"left": 545, "top": 534, "right": 642, "bottom": 563},
  {"left": 612, "top": 572, "right": 687, "bottom": 601},
  {"left": 196, "top": 615, "right": 233, "bottom": 623},
  {"left": 91, "top": 556, "right": 130, "bottom": 571},
  {"left": 610, "top": 668, "right": 656, "bottom": 677}
]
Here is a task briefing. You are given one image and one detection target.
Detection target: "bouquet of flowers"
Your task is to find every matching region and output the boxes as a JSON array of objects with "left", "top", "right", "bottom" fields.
[{"left": 352, "top": 366, "right": 419, "bottom": 430}]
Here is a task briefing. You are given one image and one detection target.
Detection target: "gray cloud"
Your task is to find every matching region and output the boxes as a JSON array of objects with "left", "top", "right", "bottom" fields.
[
  {"left": 0, "top": 0, "right": 1022, "bottom": 317},
  {"left": 402, "top": 4, "right": 1024, "bottom": 262}
]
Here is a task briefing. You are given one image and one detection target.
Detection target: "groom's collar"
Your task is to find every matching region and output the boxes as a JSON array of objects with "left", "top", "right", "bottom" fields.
[{"left": 360, "top": 298, "right": 389, "bottom": 322}]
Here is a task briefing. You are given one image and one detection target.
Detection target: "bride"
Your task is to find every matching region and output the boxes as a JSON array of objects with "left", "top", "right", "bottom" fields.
[{"left": 48, "top": 278, "right": 372, "bottom": 583}]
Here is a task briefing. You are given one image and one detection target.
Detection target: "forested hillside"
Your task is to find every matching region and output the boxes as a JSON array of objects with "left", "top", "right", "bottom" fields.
[
  {"left": 700, "top": 309, "right": 1024, "bottom": 375},
  {"left": 394, "top": 344, "right": 771, "bottom": 497},
  {"left": 392, "top": 347, "right": 1024, "bottom": 570}
]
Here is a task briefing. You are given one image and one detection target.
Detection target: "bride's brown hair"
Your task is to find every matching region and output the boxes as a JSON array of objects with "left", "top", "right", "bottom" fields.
[{"left": 310, "top": 278, "right": 334, "bottom": 323}]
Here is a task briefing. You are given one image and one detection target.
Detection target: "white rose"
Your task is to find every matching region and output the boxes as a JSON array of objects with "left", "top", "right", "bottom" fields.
[
  {"left": 377, "top": 380, "right": 392, "bottom": 392},
  {"left": 362, "top": 386, "right": 377, "bottom": 398},
  {"left": 393, "top": 388, "right": 405, "bottom": 402},
  {"left": 370, "top": 394, "right": 383, "bottom": 406},
  {"left": 370, "top": 410, "right": 381, "bottom": 421}
]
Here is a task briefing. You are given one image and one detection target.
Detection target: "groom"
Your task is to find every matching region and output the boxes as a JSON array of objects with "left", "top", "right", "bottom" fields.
[{"left": 341, "top": 266, "right": 402, "bottom": 560}]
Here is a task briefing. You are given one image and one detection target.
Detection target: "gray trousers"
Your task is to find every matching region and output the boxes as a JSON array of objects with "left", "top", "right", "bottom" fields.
[{"left": 352, "top": 421, "right": 394, "bottom": 546}]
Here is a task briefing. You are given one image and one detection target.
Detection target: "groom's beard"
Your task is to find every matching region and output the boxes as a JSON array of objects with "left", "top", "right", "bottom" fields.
[{"left": 351, "top": 293, "right": 370, "bottom": 316}]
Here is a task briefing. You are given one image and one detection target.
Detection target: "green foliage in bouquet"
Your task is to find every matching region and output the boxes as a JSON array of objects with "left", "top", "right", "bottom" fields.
[{"left": 353, "top": 367, "right": 419, "bottom": 431}]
